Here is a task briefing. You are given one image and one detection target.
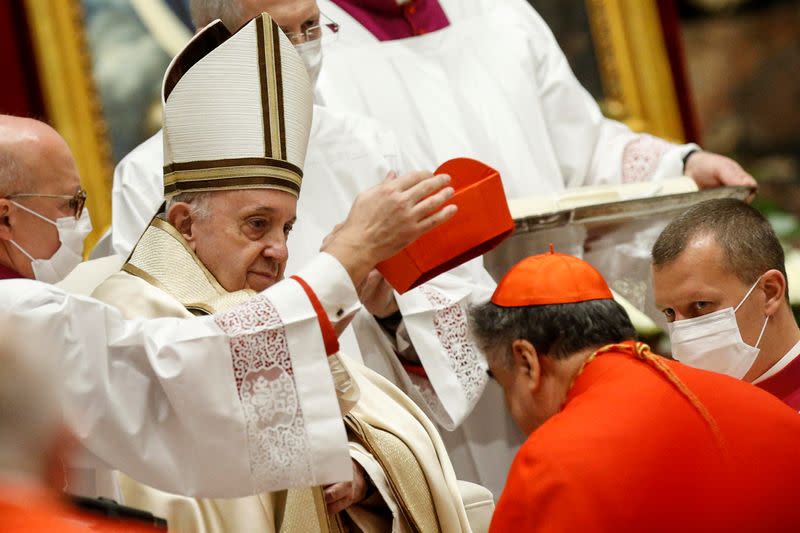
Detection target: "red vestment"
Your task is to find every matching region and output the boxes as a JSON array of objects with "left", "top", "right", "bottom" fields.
[{"left": 491, "top": 343, "right": 800, "bottom": 532}]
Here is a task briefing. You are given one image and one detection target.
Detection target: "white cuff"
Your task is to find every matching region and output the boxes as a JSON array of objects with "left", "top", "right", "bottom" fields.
[{"left": 288, "top": 252, "right": 362, "bottom": 329}]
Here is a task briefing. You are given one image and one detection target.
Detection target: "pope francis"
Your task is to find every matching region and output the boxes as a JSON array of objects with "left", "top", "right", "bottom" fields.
[{"left": 88, "top": 12, "right": 488, "bottom": 533}]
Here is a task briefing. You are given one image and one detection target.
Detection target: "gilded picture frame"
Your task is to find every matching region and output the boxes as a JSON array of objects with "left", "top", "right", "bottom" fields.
[
  {"left": 24, "top": 0, "right": 112, "bottom": 251},
  {"left": 23, "top": 0, "right": 686, "bottom": 253},
  {"left": 584, "top": 0, "right": 687, "bottom": 142}
]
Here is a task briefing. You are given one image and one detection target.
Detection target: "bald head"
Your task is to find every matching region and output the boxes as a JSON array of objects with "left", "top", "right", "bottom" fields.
[{"left": 0, "top": 115, "right": 77, "bottom": 196}]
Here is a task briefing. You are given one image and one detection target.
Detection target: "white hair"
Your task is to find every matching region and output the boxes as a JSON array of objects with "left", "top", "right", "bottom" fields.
[
  {"left": 0, "top": 322, "right": 62, "bottom": 479},
  {"left": 189, "top": 0, "right": 245, "bottom": 31},
  {"left": 167, "top": 191, "right": 214, "bottom": 220}
]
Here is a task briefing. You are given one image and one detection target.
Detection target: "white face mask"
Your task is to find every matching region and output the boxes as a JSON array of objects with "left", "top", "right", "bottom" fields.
[
  {"left": 667, "top": 277, "right": 769, "bottom": 379},
  {"left": 294, "top": 38, "right": 323, "bottom": 89},
  {"left": 8, "top": 201, "right": 92, "bottom": 283}
]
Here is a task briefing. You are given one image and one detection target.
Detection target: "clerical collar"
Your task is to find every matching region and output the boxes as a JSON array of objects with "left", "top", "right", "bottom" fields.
[
  {"left": 0, "top": 263, "right": 23, "bottom": 280},
  {"left": 332, "top": 0, "right": 450, "bottom": 40}
]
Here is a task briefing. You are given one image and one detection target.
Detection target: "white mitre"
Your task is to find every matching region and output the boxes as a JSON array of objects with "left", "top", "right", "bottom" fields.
[{"left": 161, "top": 13, "right": 312, "bottom": 199}]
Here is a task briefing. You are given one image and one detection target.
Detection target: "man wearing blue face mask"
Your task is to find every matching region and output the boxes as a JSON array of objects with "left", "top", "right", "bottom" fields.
[
  {"left": 0, "top": 115, "right": 91, "bottom": 283},
  {"left": 652, "top": 198, "right": 800, "bottom": 409}
]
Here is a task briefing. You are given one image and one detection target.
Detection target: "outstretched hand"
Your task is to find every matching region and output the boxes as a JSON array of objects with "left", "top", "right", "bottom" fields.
[
  {"left": 322, "top": 170, "right": 457, "bottom": 287},
  {"left": 685, "top": 151, "right": 757, "bottom": 190}
]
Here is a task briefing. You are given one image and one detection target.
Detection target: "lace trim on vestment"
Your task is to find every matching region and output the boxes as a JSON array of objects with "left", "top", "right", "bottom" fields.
[
  {"left": 215, "top": 294, "right": 314, "bottom": 490},
  {"left": 622, "top": 135, "right": 671, "bottom": 183},
  {"left": 419, "top": 286, "right": 487, "bottom": 421}
]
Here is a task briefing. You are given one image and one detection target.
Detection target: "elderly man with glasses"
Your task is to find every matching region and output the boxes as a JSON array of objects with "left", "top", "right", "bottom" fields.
[
  {"left": 0, "top": 115, "right": 90, "bottom": 283},
  {"left": 109, "top": 0, "right": 505, "bottom": 501}
]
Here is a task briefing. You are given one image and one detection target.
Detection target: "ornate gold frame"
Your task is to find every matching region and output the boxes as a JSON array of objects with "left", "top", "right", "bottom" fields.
[
  {"left": 586, "top": 0, "right": 686, "bottom": 143},
  {"left": 24, "top": 0, "right": 112, "bottom": 252}
]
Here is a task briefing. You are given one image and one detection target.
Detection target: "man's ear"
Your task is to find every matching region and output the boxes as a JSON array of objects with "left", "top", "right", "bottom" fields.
[
  {"left": 762, "top": 269, "right": 787, "bottom": 316},
  {"left": 0, "top": 199, "right": 12, "bottom": 241},
  {"left": 511, "top": 339, "right": 541, "bottom": 395},
  {"left": 167, "top": 202, "right": 196, "bottom": 248}
]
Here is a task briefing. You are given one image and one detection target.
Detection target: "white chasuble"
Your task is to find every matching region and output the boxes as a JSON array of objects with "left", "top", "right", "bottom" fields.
[{"left": 90, "top": 218, "right": 474, "bottom": 533}]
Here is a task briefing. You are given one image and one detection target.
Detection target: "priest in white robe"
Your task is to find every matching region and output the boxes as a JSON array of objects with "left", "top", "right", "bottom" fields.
[
  {"left": 315, "top": 0, "right": 757, "bottom": 295},
  {"left": 88, "top": 13, "right": 488, "bottom": 532},
  {"left": 107, "top": 0, "right": 518, "bottom": 497},
  {"left": 317, "top": 0, "right": 755, "bottom": 196}
]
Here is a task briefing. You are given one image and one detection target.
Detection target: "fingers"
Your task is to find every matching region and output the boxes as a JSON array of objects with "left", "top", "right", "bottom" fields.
[
  {"left": 324, "top": 481, "right": 354, "bottom": 515},
  {"left": 392, "top": 170, "right": 433, "bottom": 190},
  {"left": 358, "top": 270, "right": 382, "bottom": 298},
  {"left": 327, "top": 497, "right": 352, "bottom": 515},
  {"left": 324, "top": 481, "right": 351, "bottom": 504},
  {"left": 720, "top": 167, "right": 757, "bottom": 188},
  {"left": 411, "top": 185, "right": 455, "bottom": 221},
  {"left": 417, "top": 204, "right": 458, "bottom": 233},
  {"left": 738, "top": 171, "right": 757, "bottom": 188},
  {"left": 405, "top": 173, "right": 451, "bottom": 203}
]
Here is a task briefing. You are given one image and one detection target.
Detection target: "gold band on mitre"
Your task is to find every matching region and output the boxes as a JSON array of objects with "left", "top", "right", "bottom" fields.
[{"left": 162, "top": 157, "right": 303, "bottom": 197}]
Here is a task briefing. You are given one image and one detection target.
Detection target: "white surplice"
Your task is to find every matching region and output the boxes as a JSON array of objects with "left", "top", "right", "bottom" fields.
[
  {"left": 106, "top": 105, "right": 518, "bottom": 496},
  {"left": 316, "top": 0, "right": 700, "bottom": 296},
  {"left": 316, "top": 0, "right": 697, "bottom": 197},
  {"left": 0, "top": 253, "right": 356, "bottom": 499}
]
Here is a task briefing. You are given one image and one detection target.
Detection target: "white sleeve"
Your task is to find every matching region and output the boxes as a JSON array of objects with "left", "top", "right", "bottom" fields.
[
  {"left": 517, "top": 1, "right": 698, "bottom": 188},
  {"left": 388, "top": 258, "right": 496, "bottom": 430},
  {"left": 110, "top": 131, "right": 165, "bottom": 258},
  {"left": 1, "top": 256, "right": 359, "bottom": 498}
]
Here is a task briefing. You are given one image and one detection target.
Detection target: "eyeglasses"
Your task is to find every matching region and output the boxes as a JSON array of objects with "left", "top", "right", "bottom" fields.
[
  {"left": 7, "top": 187, "right": 87, "bottom": 219},
  {"left": 284, "top": 12, "right": 339, "bottom": 45}
]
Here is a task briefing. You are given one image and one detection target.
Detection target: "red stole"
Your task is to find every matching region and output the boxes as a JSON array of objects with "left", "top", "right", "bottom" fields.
[
  {"left": 757, "top": 353, "right": 800, "bottom": 410},
  {"left": 331, "top": 0, "right": 449, "bottom": 40}
]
